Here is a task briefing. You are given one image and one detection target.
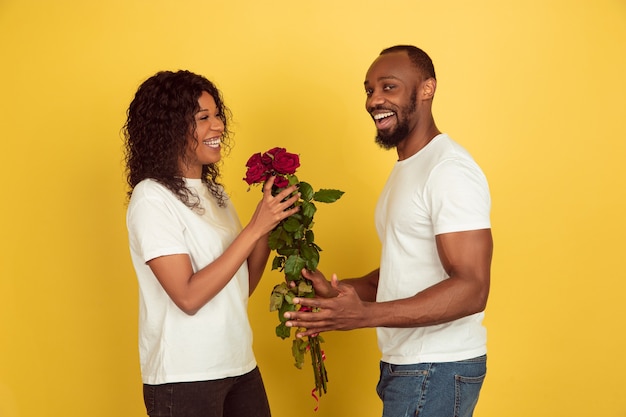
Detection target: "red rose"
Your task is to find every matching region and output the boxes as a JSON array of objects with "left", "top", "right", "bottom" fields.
[
  {"left": 244, "top": 152, "right": 272, "bottom": 184},
  {"left": 265, "top": 147, "right": 300, "bottom": 175},
  {"left": 273, "top": 175, "right": 289, "bottom": 188},
  {"left": 245, "top": 152, "right": 264, "bottom": 168},
  {"left": 261, "top": 152, "right": 273, "bottom": 167}
]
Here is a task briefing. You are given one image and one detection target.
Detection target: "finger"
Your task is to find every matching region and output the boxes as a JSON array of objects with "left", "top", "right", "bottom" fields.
[
  {"left": 284, "top": 308, "right": 324, "bottom": 322},
  {"left": 263, "top": 175, "right": 277, "bottom": 193},
  {"left": 285, "top": 317, "right": 326, "bottom": 330},
  {"left": 279, "top": 203, "right": 300, "bottom": 219},
  {"left": 331, "top": 273, "right": 339, "bottom": 289},
  {"left": 296, "top": 328, "right": 325, "bottom": 338},
  {"left": 274, "top": 183, "right": 299, "bottom": 200},
  {"left": 291, "top": 296, "right": 321, "bottom": 308},
  {"left": 280, "top": 192, "right": 301, "bottom": 209},
  {"left": 302, "top": 268, "right": 320, "bottom": 280}
]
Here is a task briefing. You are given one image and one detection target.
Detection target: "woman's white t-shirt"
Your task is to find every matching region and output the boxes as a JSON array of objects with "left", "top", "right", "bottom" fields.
[{"left": 127, "top": 178, "right": 256, "bottom": 385}]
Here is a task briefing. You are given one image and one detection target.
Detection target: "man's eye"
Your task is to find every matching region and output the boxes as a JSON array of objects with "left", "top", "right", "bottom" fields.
[
  {"left": 365, "top": 89, "right": 373, "bottom": 96},
  {"left": 383, "top": 85, "right": 395, "bottom": 91}
]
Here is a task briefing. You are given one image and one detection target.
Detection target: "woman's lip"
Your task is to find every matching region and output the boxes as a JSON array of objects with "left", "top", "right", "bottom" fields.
[{"left": 203, "top": 138, "right": 221, "bottom": 148}]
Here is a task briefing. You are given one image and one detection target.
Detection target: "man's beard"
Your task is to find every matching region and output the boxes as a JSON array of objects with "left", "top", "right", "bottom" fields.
[{"left": 374, "top": 91, "right": 417, "bottom": 150}]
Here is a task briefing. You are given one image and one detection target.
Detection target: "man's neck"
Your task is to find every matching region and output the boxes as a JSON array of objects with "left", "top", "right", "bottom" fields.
[{"left": 396, "top": 122, "right": 441, "bottom": 161}]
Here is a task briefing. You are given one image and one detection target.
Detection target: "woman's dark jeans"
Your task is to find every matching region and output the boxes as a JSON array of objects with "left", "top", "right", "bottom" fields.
[{"left": 143, "top": 367, "right": 271, "bottom": 417}]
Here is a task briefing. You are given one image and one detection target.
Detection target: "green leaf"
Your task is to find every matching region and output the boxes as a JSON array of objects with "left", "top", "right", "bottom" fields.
[
  {"left": 276, "top": 247, "right": 297, "bottom": 257},
  {"left": 284, "top": 291, "right": 294, "bottom": 305},
  {"left": 301, "top": 200, "right": 317, "bottom": 223},
  {"left": 300, "top": 244, "right": 320, "bottom": 271},
  {"left": 282, "top": 217, "right": 301, "bottom": 233},
  {"left": 276, "top": 322, "right": 291, "bottom": 339},
  {"left": 297, "top": 280, "right": 314, "bottom": 296},
  {"left": 277, "top": 297, "right": 296, "bottom": 323},
  {"left": 305, "top": 230, "right": 315, "bottom": 244},
  {"left": 313, "top": 189, "right": 345, "bottom": 203},
  {"left": 269, "top": 291, "right": 283, "bottom": 311},
  {"left": 288, "top": 174, "right": 299, "bottom": 186},
  {"left": 273, "top": 282, "right": 289, "bottom": 294},
  {"left": 284, "top": 254, "right": 306, "bottom": 281},
  {"left": 271, "top": 255, "right": 285, "bottom": 271},
  {"left": 294, "top": 227, "right": 306, "bottom": 240},
  {"left": 282, "top": 228, "right": 293, "bottom": 246},
  {"left": 299, "top": 182, "right": 314, "bottom": 201},
  {"left": 291, "top": 337, "right": 308, "bottom": 369},
  {"left": 267, "top": 227, "right": 283, "bottom": 250}
]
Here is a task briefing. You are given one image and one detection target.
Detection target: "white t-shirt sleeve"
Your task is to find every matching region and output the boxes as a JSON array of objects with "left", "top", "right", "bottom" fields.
[
  {"left": 425, "top": 158, "right": 491, "bottom": 236},
  {"left": 127, "top": 194, "right": 190, "bottom": 263}
]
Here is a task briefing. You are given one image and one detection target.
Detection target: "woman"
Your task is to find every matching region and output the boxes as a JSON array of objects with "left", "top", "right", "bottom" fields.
[{"left": 123, "top": 70, "right": 299, "bottom": 417}]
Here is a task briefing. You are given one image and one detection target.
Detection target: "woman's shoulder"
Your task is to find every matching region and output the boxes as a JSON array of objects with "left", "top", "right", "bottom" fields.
[{"left": 130, "top": 179, "right": 175, "bottom": 202}]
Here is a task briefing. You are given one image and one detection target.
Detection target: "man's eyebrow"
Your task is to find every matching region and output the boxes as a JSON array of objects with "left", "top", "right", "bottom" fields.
[{"left": 364, "top": 75, "right": 400, "bottom": 86}]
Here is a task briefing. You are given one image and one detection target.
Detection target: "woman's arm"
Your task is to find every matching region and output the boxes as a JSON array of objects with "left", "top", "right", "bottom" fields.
[
  {"left": 247, "top": 233, "right": 271, "bottom": 295},
  {"left": 149, "top": 178, "right": 300, "bottom": 315}
]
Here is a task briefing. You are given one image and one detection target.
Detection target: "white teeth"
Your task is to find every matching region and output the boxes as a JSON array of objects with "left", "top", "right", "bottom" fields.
[
  {"left": 374, "top": 111, "right": 395, "bottom": 120},
  {"left": 203, "top": 138, "right": 221, "bottom": 148}
]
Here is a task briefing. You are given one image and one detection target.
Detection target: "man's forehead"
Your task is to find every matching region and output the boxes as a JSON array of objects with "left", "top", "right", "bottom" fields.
[{"left": 365, "top": 52, "right": 413, "bottom": 83}]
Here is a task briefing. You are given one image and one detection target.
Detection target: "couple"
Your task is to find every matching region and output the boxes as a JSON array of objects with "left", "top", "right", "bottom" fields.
[{"left": 123, "top": 45, "right": 493, "bottom": 417}]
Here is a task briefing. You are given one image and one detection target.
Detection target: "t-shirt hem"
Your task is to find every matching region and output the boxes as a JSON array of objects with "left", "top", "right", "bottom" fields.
[
  {"left": 434, "top": 222, "right": 491, "bottom": 236},
  {"left": 141, "top": 360, "right": 257, "bottom": 385},
  {"left": 381, "top": 347, "right": 487, "bottom": 365}
]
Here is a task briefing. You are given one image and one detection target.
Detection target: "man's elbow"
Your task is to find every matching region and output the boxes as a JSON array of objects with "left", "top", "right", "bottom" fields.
[{"left": 472, "top": 284, "right": 490, "bottom": 314}]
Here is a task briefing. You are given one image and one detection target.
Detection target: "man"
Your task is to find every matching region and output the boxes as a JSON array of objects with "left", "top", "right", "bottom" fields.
[{"left": 284, "top": 45, "right": 493, "bottom": 417}]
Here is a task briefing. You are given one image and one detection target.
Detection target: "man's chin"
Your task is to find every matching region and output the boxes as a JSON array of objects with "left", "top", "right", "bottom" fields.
[{"left": 375, "top": 133, "right": 399, "bottom": 150}]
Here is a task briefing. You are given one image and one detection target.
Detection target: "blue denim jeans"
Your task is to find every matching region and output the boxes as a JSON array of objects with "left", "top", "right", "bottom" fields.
[
  {"left": 143, "top": 367, "right": 271, "bottom": 417},
  {"left": 376, "top": 355, "right": 486, "bottom": 417}
]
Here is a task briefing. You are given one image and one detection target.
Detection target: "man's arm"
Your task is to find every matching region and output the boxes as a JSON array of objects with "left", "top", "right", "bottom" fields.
[
  {"left": 284, "top": 228, "right": 492, "bottom": 336},
  {"left": 301, "top": 268, "right": 379, "bottom": 302}
]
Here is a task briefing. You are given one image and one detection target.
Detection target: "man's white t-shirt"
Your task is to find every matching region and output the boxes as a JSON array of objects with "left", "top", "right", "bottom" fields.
[
  {"left": 375, "top": 134, "right": 491, "bottom": 364},
  {"left": 127, "top": 178, "right": 256, "bottom": 385}
]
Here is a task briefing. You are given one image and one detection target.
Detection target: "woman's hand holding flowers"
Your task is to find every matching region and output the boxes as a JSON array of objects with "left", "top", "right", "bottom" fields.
[{"left": 247, "top": 175, "right": 300, "bottom": 239}]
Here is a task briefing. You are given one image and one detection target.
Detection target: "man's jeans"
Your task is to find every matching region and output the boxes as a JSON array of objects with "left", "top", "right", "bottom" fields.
[
  {"left": 376, "top": 355, "right": 486, "bottom": 417},
  {"left": 143, "top": 367, "right": 271, "bottom": 417}
]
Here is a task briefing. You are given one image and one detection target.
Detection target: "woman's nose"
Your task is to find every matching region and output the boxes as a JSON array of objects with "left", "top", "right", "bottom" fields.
[{"left": 211, "top": 118, "right": 225, "bottom": 132}]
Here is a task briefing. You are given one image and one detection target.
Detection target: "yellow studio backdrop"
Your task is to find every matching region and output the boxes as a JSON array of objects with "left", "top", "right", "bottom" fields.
[{"left": 1, "top": 0, "right": 625, "bottom": 416}]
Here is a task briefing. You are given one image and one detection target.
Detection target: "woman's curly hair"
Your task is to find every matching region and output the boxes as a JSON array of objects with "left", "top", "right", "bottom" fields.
[{"left": 123, "top": 70, "right": 233, "bottom": 208}]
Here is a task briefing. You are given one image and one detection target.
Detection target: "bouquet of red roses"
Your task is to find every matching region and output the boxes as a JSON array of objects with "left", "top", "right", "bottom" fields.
[{"left": 244, "top": 147, "right": 344, "bottom": 399}]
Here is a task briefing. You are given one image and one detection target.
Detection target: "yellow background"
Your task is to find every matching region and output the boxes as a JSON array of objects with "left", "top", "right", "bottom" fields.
[{"left": 1, "top": 1, "right": 625, "bottom": 416}]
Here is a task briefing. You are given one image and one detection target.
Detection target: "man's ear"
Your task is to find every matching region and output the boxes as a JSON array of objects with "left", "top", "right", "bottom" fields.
[{"left": 421, "top": 78, "right": 437, "bottom": 99}]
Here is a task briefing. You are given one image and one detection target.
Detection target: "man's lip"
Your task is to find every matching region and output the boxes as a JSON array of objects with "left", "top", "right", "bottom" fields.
[
  {"left": 372, "top": 111, "right": 395, "bottom": 120},
  {"left": 373, "top": 112, "right": 396, "bottom": 129}
]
